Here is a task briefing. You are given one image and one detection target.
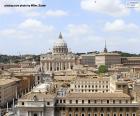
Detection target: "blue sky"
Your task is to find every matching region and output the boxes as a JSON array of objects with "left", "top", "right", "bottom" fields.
[{"left": 0, "top": 0, "right": 140, "bottom": 55}]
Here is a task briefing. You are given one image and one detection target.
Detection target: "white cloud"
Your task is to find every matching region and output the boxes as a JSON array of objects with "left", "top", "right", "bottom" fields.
[
  {"left": 19, "top": 19, "right": 54, "bottom": 32},
  {"left": 45, "top": 10, "right": 68, "bottom": 17},
  {"left": 66, "top": 24, "right": 92, "bottom": 37},
  {"left": 104, "top": 19, "right": 139, "bottom": 32},
  {"left": 0, "top": 19, "right": 55, "bottom": 40},
  {"left": 80, "top": 0, "right": 129, "bottom": 17}
]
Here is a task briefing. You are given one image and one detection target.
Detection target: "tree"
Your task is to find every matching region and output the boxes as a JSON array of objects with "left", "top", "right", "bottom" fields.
[{"left": 98, "top": 65, "right": 108, "bottom": 74}]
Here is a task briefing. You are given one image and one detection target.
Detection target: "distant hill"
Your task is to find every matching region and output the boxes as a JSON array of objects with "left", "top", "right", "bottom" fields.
[
  {"left": 111, "top": 51, "right": 140, "bottom": 57},
  {"left": 0, "top": 54, "right": 40, "bottom": 63}
]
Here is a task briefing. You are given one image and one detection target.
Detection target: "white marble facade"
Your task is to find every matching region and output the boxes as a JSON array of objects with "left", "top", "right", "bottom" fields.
[{"left": 40, "top": 33, "right": 77, "bottom": 73}]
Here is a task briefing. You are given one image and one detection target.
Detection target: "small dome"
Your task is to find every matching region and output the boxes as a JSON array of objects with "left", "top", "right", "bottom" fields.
[{"left": 53, "top": 32, "right": 67, "bottom": 47}]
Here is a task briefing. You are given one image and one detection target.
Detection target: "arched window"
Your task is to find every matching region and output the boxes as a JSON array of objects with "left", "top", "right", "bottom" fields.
[{"left": 34, "top": 114, "right": 37, "bottom": 116}]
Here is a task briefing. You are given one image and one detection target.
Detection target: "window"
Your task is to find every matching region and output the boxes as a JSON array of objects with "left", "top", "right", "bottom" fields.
[
  {"left": 107, "top": 113, "right": 110, "bottom": 116},
  {"left": 119, "top": 100, "right": 122, "bottom": 104},
  {"left": 120, "top": 114, "right": 123, "bottom": 116},
  {"left": 100, "top": 113, "right": 104, "bottom": 116},
  {"left": 126, "top": 113, "right": 129, "bottom": 116},
  {"left": 75, "top": 113, "right": 78, "bottom": 116},
  {"left": 94, "top": 113, "right": 97, "bottom": 116},
  {"left": 63, "top": 100, "right": 65, "bottom": 103},
  {"left": 22, "top": 102, "right": 24, "bottom": 105},
  {"left": 76, "top": 100, "right": 78, "bottom": 104},
  {"left": 132, "top": 113, "right": 136, "bottom": 116},
  {"left": 47, "top": 102, "right": 50, "bottom": 105},
  {"left": 120, "top": 108, "right": 123, "bottom": 112},
  {"left": 70, "top": 100, "right": 72, "bottom": 104},
  {"left": 113, "top": 100, "right": 115, "bottom": 104},
  {"left": 82, "top": 108, "right": 84, "bottom": 111},
  {"left": 69, "top": 113, "right": 72, "bottom": 116},
  {"left": 56, "top": 100, "right": 58, "bottom": 103},
  {"left": 107, "top": 100, "right": 109, "bottom": 104},
  {"left": 34, "top": 114, "right": 37, "bottom": 116},
  {"left": 88, "top": 113, "right": 91, "bottom": 116},
  {"left": 69, "top": 108, "right": 72, "bottom": 111},
  {"left": 88, "top": 100, "right": 90, "bottom": 104},
  {"left": 81, "top": 113, "right": 85, "bottom": 116},
  {"left": 82, "top": 100, "right": 84, "bottom": 104},
  {"left": 94, "top": 100, "right": 96, "bottom": 104},
  {"left": 113, "top": 113, "right": 117, "bottom": 116}
]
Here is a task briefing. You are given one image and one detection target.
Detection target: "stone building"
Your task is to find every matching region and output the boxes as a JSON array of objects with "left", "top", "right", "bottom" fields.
[
  {"left": 16, "top": 76, "right": 140, "bottom": 116},
  {"left": 121, "top": 57, "right": 140, "bottom": 66},
  {"left": 95, "top": 53, "right": 121, "bottom": 68},
  {"left": 79, "top": 54, "right": 96, "bottom": 67},
  {"left": 40, "top": 33, "right": 78, "bottom": 73},
  {"left": 0, "top": 78, "right": 20, "bottom": 107}
]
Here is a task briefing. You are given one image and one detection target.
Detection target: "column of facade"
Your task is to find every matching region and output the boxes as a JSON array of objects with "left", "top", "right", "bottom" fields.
[
  {"left": 110, "top": 108, "right": 113, "bottom": 116},
  {"left": 65, "top": 108, "right": 69, "bottom": 116},
  {"left": 98, "top": 108, "right": 100, "bottom": 116},
  {"left": 123, "top": 108, "right": 126, "bottom": 116},
  {"left": 85, "top": 108, "right": 88, "bottom": 116},
  {"left": 129, "top": 108, "right": 132, "bottom": 116},
  {"left": 60, "top": 62, "right": 63, "bottom": 70},
  {"left": 67, "top": 62, "right": 69, "bottom": 69},
  {"left": 104, "top": 108, "right": 107, "bottom": 116},
  {"left": 48, "top": 62, "right": 50, "bottom": 71},
  {"left": 59, "top": 62, "right": 61, "bottom": 70},
  {"left": 69, "top": 62, "right": 71, "bottom": 69},
  {"left": 44, "top": 63, "right": 46, "bottom": 72},
  {"left": 56, "top": 62, "right": 58, "bottom": 71},
  {"left": 116, "top": 108, "right": 119, "bottom": 116},
  {"left": 52, "top": 62, "right": 53, "bottom": 71}
]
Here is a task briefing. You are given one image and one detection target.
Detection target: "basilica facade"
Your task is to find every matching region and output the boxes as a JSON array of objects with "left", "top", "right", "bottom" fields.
[{"left": 40, "top": 33, "right": 78, "bottom": 73}]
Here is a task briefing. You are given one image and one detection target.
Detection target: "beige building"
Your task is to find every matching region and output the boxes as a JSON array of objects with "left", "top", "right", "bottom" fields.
[
  {"left": 0, "top": 78, "right": 20, "bottom": 107},
  {"left": 79, "top": 54, "right": 96, "bottom": 67},
  {"left": 70, "top": 77, "right": 110, "bottom": 93},
  {"left": 95, "top": 53, "right": 121, "bottom": 68},
  {"left": 40, "top": 33, "right": 78, "bottom": 73},
  {"left": 121, "top": 57, "right": 140, "bottom": 66},
  {"left": 16, "top": 74, "right": 140, "bottom": 116}
]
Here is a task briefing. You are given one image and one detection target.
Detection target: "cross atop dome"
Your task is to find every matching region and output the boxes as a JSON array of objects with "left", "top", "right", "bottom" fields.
[{"left": 59, "top": 32, "right": 63, "bottom": 39}]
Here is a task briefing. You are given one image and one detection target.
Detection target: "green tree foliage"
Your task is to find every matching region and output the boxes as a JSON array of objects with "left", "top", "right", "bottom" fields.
[{"left": 98, "top": 65, "right": 108, "bottom": 74}]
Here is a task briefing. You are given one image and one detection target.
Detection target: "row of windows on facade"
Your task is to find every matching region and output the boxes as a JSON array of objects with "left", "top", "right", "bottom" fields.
[
  {"left": 68, "top": 112, "right": 136, "bottom": 116},
  {"left": 57, "top": 107, "right": 135, "bottom": 112},
  {"left": 75, "top": 81, "right": 109, "bottom": 84},
  {"left": 43, "top": 66, "right": 73, "bottom": 71},
  {"left": 71, "top": 89, "right": 109, "bottom": 93},
  {"left": 57, "top": 99, "right": 129, "bottom": 104},
  {"left": 21, "top": 102, "right": 50, "bottom": 105},
  {"left": 74, "top": 85, "right": 109, "bottom": 88}
]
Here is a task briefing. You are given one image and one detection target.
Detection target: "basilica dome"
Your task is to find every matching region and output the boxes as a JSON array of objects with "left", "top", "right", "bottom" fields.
[
  {"left": 53, "top": 32, "right": 68, "bottom": 55},
  {"left": 53, "top": 33, "right": 67, "bottom": 47}
]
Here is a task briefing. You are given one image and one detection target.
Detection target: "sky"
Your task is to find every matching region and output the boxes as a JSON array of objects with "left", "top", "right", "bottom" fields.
[{"left": 0, "top": 0, "right": 140, "bottom": 55}]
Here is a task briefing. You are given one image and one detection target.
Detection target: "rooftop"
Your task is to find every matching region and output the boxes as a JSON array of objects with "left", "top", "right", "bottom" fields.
[
  {"left": 58, "top": 92, "right": 130, "bottom": 100},
  {"left": 0, "top": 78, "right": 20, "bottom": 86}
]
